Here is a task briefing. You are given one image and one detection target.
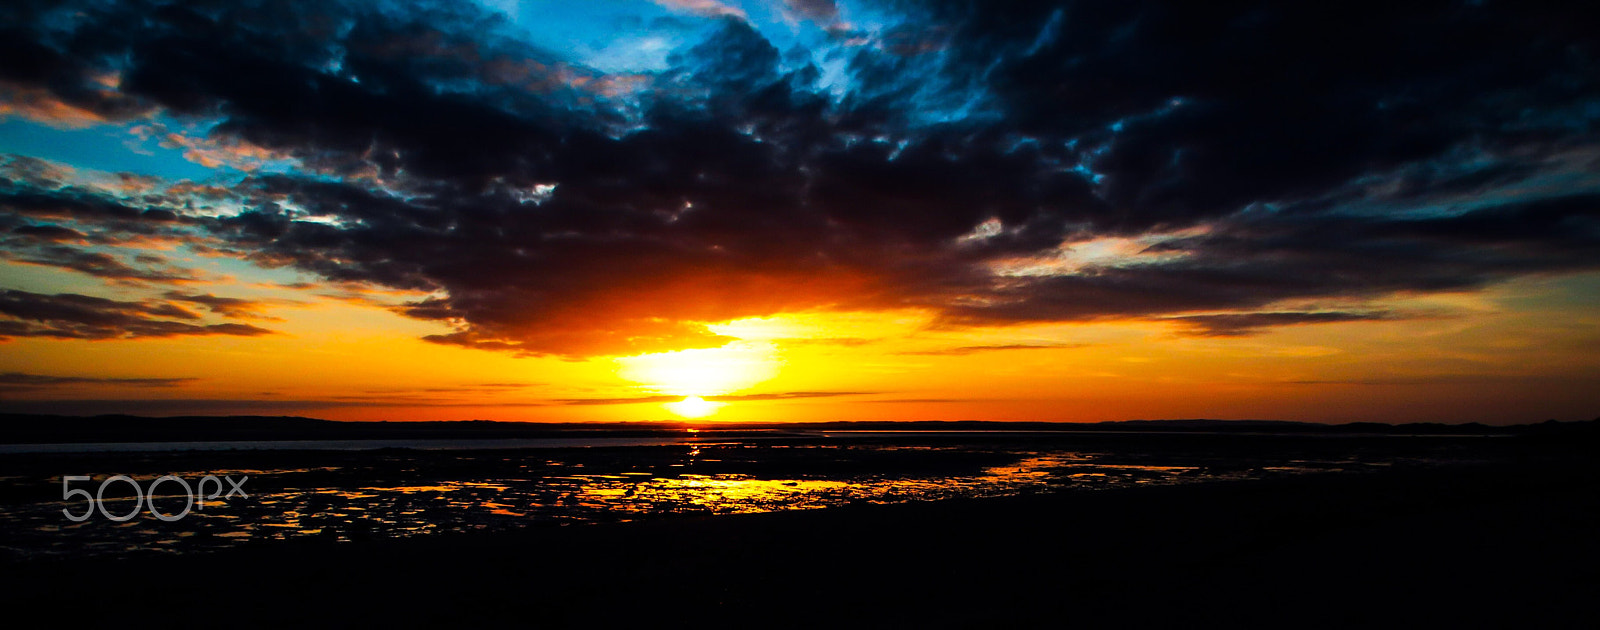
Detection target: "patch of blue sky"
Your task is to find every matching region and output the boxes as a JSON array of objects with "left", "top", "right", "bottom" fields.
[
  {"left": 0, "top": 112, "right": 300, "bottom": 185},
  {"left": 479, "top": 1, "right": 706, "bottom": 74},
  {"left": 462, "top": 2, "right": 1004, "bottom": 133},
  {"left": 502, "top": 1, "right": 828, "bottom": 77},
  {"left": 0, "top": 118, "right": 210, "bottom": 181},
  {"left": 182, "top": 244, "right": 310, "bottom": 287},
  {"left": 476, "top": 1, "right": 950, "bottom": 118}
]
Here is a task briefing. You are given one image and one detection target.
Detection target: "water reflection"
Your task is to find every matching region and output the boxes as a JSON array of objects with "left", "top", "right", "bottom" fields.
[{"left": 0, "top": 438, "right": 1441, "bottom": 558}]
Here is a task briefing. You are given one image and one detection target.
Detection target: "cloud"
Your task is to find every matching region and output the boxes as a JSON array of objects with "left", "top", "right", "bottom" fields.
[
  {"left": 10, "top": 224, "right": 87, "bottom": 241},
  {"left": 0, "top": 70, "right": 150, "bottom": 128},
  {"left": 1161, "top": 312, "right": 1394, "bottom": 338},
  {"left": 934, "top": 193, "right": 1600, "bottom": 327},
  {"left": 0, "top": 159, "right": 208, "bottom": 257},
  {"left": 355, "top": 382, "right": 542, "bottom": 395},
  {"left": 0, "top": 82, "right": 110, "bottom": 128},
  {"left": 1, "top": 0, "right": 1597, "bottom": 357},
  {"left": 556, "top": 395, "right": 684, "bottom": 406},
  {"left": 0, "top": 289, "right": 277, "bottom": 340},
  {"left": 924, "top": 1, "right": 1600, "bottom": 227},
  {"left": 782, "top": 0, "right": 838, "bottom": 23},
  {"left": 164, "top": 292, "right": 290, "bottom": 321},
  {"left": 0, "top": 177, "right": 175, "bottom": 225},
  {"left": 135, "top": 124, "right": 293, "bottom": 171},
  {"left": 653, "top": 0, "right": 746, "bottom": 20},
  {"left": 10, "top": 246, "right": 206, "bottom": 284},
  {"left": 0, "top": 398, "right": 383, "bottom": 415},
  {"left": 0, "top": 372, "right": 197, "bottom": 390}
]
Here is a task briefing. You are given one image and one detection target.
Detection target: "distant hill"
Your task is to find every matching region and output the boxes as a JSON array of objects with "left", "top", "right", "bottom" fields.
[{"left": 1, "top": 413, "right": 1594, "bottom": 445}]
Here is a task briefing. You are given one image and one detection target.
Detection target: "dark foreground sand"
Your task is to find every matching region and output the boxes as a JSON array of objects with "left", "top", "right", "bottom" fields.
[{"left": 3, "top": 460, "right": 1595, "bottom": 628}]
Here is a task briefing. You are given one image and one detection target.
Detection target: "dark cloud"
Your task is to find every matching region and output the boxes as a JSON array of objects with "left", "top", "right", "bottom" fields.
[
  {"left": 0, "top": 289, "right": 276, "bottom": 339},
  {"left": 0, "top": 398, "right": 398, "bottom": 415},
  {"left": 2, "top": 0, "right": 1598, "bottom": 356},
  {"left": 0, "top": 372, "right": 197, "bottom": 390},
  {"left": 784, "top": 0, "right": 839, "bottom": 23},
  {"left": 1162, "top": 311, "right": 1393, "bottom": 338},
  {"left": 12, "top": 246, "right": 204, "bottom": 283},
  {"left": 0, "top": 177, "right": 170, "bottom": 224},
  {"left": 323, "top": 394, "right": 550, "bottom": 406},
  {"left": 0, "top": 158, "right": 214, "bottom": 284},
  {"left": 936, "top": 194, "right": 1600, "bottom": 326},
  {"left": 920, "top": 0, "right": 1600, "bottom": 229},
  {"left": 10, "top": 224, "right": 86, "bottom": 241}
]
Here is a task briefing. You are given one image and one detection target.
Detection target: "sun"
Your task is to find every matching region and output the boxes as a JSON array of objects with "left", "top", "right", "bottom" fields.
[
  {"left": 665, "top": 395, "right": 722, "bottom": 419},
  {"left": 616, "top": 341, "right": 780, "bottom": 392},
  {"left": 615, "top": 341, "right": 781, "bottom": 396},
  {"left": 614, "top": 341, "right": 782, "bottom": 420}
]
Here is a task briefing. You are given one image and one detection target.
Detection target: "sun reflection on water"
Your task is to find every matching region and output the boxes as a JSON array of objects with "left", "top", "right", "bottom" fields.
[{"left": 0, "top": 441, "right": 1416, "bottom": 558}]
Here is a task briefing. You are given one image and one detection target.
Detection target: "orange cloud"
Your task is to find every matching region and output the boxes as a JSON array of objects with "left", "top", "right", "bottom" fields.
[
  {"left": 0, "top": 82, "right": 107, "bottom": 129},
  {"left": 132, "top": 125, "right": 292, "bottom": 171}
]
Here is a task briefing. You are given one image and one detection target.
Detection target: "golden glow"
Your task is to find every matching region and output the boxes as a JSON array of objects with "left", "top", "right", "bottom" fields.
[
  {"left": 665, "top": 395, "right": 721, "bottom": 418},
  {"left": 614, "top": 341, "right": 781, "bottom": 396},
  {"left": 4, "top": 257, "right": 1598, "bottom": 425}
]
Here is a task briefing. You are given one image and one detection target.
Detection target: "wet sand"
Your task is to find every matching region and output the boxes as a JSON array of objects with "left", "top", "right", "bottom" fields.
[
  {"left": 3, "top": 457, "right": 1594, "bottom": 628},
  {"left": 0, "top": 431, "right": 1541, "bottom": 557}
]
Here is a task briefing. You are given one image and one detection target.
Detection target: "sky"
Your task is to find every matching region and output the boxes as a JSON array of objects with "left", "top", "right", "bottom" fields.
[{"left": 1, "top": 0, "right": 1598, "bottom": 424}]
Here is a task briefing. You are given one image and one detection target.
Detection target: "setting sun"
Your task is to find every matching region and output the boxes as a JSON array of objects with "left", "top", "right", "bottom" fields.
[
  {"left": 665, "top": 396, "right": 722, "bottom": 419},
  {"left": 615, "top": 341, "right": 782, "bottom": 397}
]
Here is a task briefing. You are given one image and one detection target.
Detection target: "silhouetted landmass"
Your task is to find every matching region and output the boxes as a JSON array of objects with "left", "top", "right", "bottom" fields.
[{"left": 2, "top": 413, "right": 1596, "bottom": 445}]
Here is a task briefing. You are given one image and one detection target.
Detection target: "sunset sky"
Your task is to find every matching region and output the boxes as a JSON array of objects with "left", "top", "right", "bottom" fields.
[{"left": 2, "top": 0, "right": 1598, "bottom": 424}]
